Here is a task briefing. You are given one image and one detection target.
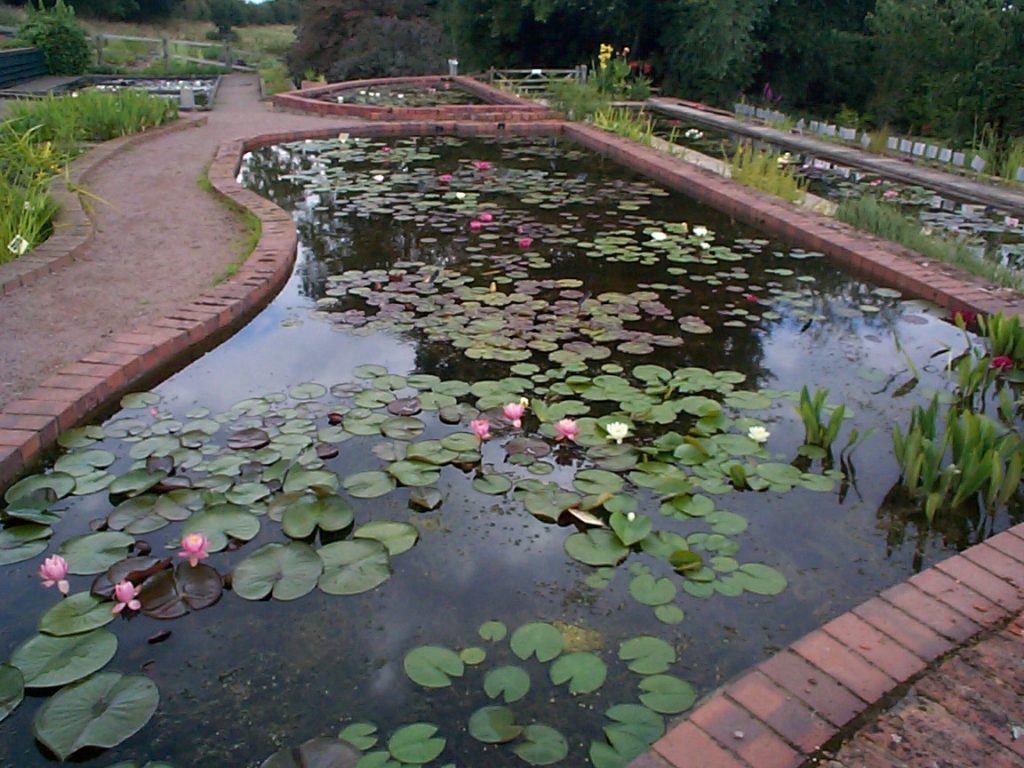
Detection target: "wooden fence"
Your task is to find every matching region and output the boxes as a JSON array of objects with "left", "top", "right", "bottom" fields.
[
  {"left": 92, "top": 32, "right": 258, "bottom": 72},
  {"left": 483, "top": 67, "right": 587, "bottom": 94}
]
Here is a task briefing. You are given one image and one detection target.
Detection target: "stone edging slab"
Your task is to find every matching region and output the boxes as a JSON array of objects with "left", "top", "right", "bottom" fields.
[
  {"left": 273, "top": 75, "right": 557, "bottom": 121},
  {"left": 629, "top": 526, "right": 1024, "bottom": 768},
  {"left": 0, "top": 116, "right": 208, "bottom": 296}
]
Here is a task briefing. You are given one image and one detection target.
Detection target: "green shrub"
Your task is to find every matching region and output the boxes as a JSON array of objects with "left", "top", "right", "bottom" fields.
[
  {"left": 836, "top": 195, "right": 1024, "bottom": 292},
  {"left": 549, "top": 80, "right": 609, "bottom": 120},
  {"left": 17, "top": 0, "right": 90, "bottom": 75}
]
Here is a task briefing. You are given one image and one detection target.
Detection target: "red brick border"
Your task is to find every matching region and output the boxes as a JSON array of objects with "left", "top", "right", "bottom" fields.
[
  {"left": 272, "top": 75, "right": 557, "bottom": 122},
  {"left": 0, "top": 116, "right": 208, "bottom": 297},
  {"left": 634, "top": 527, "right": 1024, "bottom": 768}
]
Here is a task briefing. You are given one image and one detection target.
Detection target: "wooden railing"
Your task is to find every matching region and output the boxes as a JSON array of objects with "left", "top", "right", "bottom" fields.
[
  {"left": 91, "top": 32, "right": 259, "bottom": 72},
  {"left": 482, "top": 66, "right": 587, "bottom": 94}
]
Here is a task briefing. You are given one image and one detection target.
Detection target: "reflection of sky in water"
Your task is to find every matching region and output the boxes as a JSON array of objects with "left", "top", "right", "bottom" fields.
[{"left": 1, "top": 137, "right": 1017, "bottom": 767}]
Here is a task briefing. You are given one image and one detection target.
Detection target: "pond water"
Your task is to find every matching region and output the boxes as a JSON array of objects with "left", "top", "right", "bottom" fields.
[
  {"left": 319, "top": 83, "right": 485, "bottom": 107},
  {"left": 651, "top": 115, "right": 1024, "bottom": 270},
  {"left": 0, "top": 135, "right": 1017, "bottom": 768}
]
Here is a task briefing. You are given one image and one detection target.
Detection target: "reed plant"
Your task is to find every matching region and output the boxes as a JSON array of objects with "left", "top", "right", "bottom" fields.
[
  {"left": 593, "top": 107, "right": 655, "bottom": 145},
  {"left": 728, "top": 144, "right": 807, "bottom": 203}
]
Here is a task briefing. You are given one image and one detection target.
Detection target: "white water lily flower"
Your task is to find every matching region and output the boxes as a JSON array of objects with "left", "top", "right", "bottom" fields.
[
  {"left": 454, "top": 191, "right": 467, "bottom": 200},
  {"left": 372, "top": 174, "right": 385, "bottom": 182},
  {"left": 337, "top": 132, "right": 349, "bottom": 143},
  {"left": 606, "top": 422, "right": 629, "bottom": 444},
  {"left": 650, "top": 230, "right": 668, "bottom": 241},
  {"left": 747, "top": 426, "right": 770, "bottom": 443},
  {"left": 626, "top": 512, "right": 636, "bottom": 522},
  {"left": 699, "top": 241, "right": 711, "bottom": 250},
  {"left": 519, "top": 396, "right": 529, "bottom": 408},
  {"left": 693, "top": 225, "right": 708, "bottom": 237}
]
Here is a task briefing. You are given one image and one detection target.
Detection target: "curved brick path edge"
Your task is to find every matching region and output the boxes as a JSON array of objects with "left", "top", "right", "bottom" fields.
[{"left": 0, "top": 116, "right": 1023, "bottom": 768}]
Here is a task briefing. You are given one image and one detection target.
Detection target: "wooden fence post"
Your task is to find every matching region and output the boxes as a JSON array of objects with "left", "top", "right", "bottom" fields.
[
  {"left": 94, "top": 34, "right": 103, "bottom": 66},
  {"left": 161, "top": 36, "right": 169, "bottom": 69}
]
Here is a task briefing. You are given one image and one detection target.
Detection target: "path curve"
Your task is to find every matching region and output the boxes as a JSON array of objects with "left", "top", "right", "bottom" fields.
[{"left": 0, "top": 74, "right": 354, "bottom": 411}]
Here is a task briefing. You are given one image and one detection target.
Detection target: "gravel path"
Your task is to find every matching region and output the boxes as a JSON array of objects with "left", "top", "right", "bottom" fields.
[{"left": 0, "top": 74, "right": 351, "bottom": 410}]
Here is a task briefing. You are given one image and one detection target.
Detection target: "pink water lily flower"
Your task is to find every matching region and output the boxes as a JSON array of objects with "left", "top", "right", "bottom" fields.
[
  {"left": 39, "top": 555, "right": 70, "bottom": 595},
  {"left": 554, "top": 418, "right": 579, "bottom": 442},
  {"left": 112, "top": 580, "right": 141, "bottom": 614},
  {"left": 178, "top": 533, "right": 210, "bottom": 567},
  {"left": 479, "top": 212, "right": 494, "bottom": 223},
  {"left": 883, "top": 189, "right": 899, "bottom": 199},
  {"left": 381, "top": 146, "right": 392, "bottom": 153},
  {"left": 991, "top": 355, "right": 1014, "bottom": 371},
  {"left": 438, "top": 173, "right": 453, "bottom": 183},
  {"left": 469, "top": 220, "right": 482, "bottom": 231},
  {"left": 472, "top": 160, "right": 492, "bottom": 171},
  {"left": 503, "top": 401, "right": 527, "bottom": 428},
  {"left": 518, "top": 237, "right": 534, "bottom": 249},
  {"left": 471, "top": 418, "right": 491, "bottom": 441}
]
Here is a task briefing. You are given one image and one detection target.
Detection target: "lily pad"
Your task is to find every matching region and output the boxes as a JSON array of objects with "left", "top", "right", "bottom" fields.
[
  {"left": 0, "top": 525, "right": 52, "bottom": 565},
  {"left": 734, "top": 563, "right": 788, "bottom": 595},
  {"left": 512, "top": 724, "right": 568, "bottom": 766},
  {"left": 618, "top": 636, "right": 676, "bottom": 675},
  {"left": 58, "top": 532, "right": 134, "bottom": 575},
  {"left": 564, "top": 529, "right": 628, "bottom": 567},
  {"left": 549, "top": 652, "right": 607, "bottom": 694},
  {"left": 468, "top": 706, "right": 522, "bottom": 744},
  {"left": 388, "top": 723, "right": 445, "bottom": 764},
  {"left": 282, "top": 496, "right": 354, "bottom": 538},
  {"left": 39, "top": 593, "right": 115, "bottom": 636},
  {"left": 479, "top": 620, "right": 507, "bottom": 642},
  {"left": 182, "top": 505, "right": 260, "bottom": 551},
  {"left": 403, "top": 646, "right": 464, "bottom": 688},
  {"left": 32, "top": 672, "right": 158, "bottom": 760},
  {"left": 338, "top": 723, "right": 378, "bottom": 751},
  {"left": 0, "top": 664, "right": 23, "bottom": 723},
  {"left": 510, "top": 622, "right": 563, "bottom": 662},
  {"left": 318, "top": 540, "right": 391, "bottom": 595},
  {"left": 234, "top": 542, "right": 323, "bottom": 601},
  {"left": 353, "top": 521, "right": 418, "bottom": 555},
  {"left": 343, "top": 471, "right": 397, "bottom": 499},
  {"left": 11, "top": 629, "right": 117, "bottom": 688},
  {"left": 138, "top": 563, "right": 223, "bottom": 619},
  {"left": 610, "top": 512, "right": 651, "bottom": 546},
  {"left": 637, "top": 674, "right": 696, "bottom": 714},
  {"left": 628, "top": 573, "right": 677, "bottom": 606}
]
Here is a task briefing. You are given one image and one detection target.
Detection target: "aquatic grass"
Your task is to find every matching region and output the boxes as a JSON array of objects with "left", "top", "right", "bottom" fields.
[
  {"left": 5, "top": 89, "right": 177, "bottom": 148},
  {"left": 728, "top": 144, "right": 807, "bottom": 204},
  {"left": 836, "top": 196, "right": 1024, "bottom": 292},
  {"left": 593, "top": 107, "right": 655, "bottom": 146}
]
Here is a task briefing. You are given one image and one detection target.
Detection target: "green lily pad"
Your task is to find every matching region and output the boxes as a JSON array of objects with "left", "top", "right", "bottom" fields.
[
  {"left": 472, "top": 473, "right": 513, "bottom": 495},
  {"left": 353, "top": 521, "right": 418, "bottom": 555},
  {"left": 58, "top": 532, "right": 134, "bottom": 575},
  {"left": 618, "top": 636, "right": 676, "bottom": 675},
  {"left": 734, "top": 563, "right": 788, "bottom": 595},
  {"left": 233, "top": 542, "right": 323, "bottom": 601},
  {"left": 387, "top": 461, "right": 440, "bottom": 487},
  {"left": 573, "top": 469, "right": 624, "bottom": 495},
  {"left": 183, "top": 505, "right": 260, "bottom": 552},
  {"left": 0, "top": 664, "right": 23, "bottom": 723},
  {"left": 137, "top": 563, "right": 223, "bottom": 619},
  {"left": 512, "top": 724, "right": 568, "bottom": 766},
  {"left": 629, "top": 573, "right": 677, "bottom": 606},
  {"left": 510, "top": 622, "right": 563, "bottom": 662},
  {"left": 549, "top": 652, "right": 607, "bottom": 694},
  {"left": 483, "top": 665, "right": 530, "bottom": 703},
  {"left": 638, "top": 674, "right": 696, "bottom": 714},
  {"left": 388, "top": 723, "right": 446, "bottom": 764},
  {"left": 283, "top": 469, "right": 339, "bottom": 494},
  {"left": 0, "top": 525, "right": 51, "bottom": 565},
  {"left": 564, "top": 529, "right": 628, "bottom": 567},
  {"left": 39, "top": 593, "right": 115, "bottom": 636},
  {"left": 4, "top": 473, "right": 75, "bottom": 505},
  {"left": 282, "top": 496, "right": 354, "bottom": 538},
  {"left": 479, "top": 620, "right": 507, "bottom": 642},
  {"left": 11, "top": 629, "right": 117, "bottom": 688},
  {"left": 404, "top": 646, "right": 464, "bottom": 688},
  {"left": 381, "top": 417, "right": 425, "bottom": 440},
  {"left": 318, "top": 540, "right": 391, "bottom": 595},
  {"left": 32, "top": 672, "right": 158, "bottom": 760},
  {"left": 468, "top": 706, "right": 522, "bottom": 744},
  {"left": 338, "top": 722, "right": 378, "bottom": 751},
  {"left": 343, "top": 471, "right": 397, "bottom": 499},
  {"left": 604, "top": 703, "right": 665, "bottom": 743},
  {"left": 108, "top": 469, "right": 167, "bottom": 497},
  {"left": 610, "top": 512, "right": 651, "bottom": 546}
]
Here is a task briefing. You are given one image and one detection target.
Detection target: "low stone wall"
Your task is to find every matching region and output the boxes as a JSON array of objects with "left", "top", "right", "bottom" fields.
[{"left": 272, "top": 75, "right": 557, "bottom": 121}]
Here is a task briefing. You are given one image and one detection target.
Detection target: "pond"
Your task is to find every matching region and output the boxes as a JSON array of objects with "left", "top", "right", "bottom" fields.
[
  {"left": 317, "top": 83, "right": 486, "bottom": 107},
  {"left": 651, "top": 115, "right": 1024, "bottom": 270},
  {"left": 0, "top": 134, "right": 1017, "bottom": 768}
]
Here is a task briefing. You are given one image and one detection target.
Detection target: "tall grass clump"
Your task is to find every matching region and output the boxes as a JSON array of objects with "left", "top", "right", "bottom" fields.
[
  {"left": 0, "top": 123, "right": 64, "bottom": 264},
  {"left": 728, "top": 144, "right": 807, "bottom": 203},
  {"left": 548, "top": 80, "right": 609, "bottom": 120},
  {"left": 593, "top": 107, "right": 654, "bottom": 145},
  {"left": 836, "top": 196, "right": 1024, "bottom": 292},
  {"left": 6, "top": 89, "right": 178, "bottom": 147}
]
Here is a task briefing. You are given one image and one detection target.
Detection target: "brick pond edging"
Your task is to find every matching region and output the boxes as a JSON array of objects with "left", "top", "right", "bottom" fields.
[
  {"left": 273, "top": 75, "right": 557, "bottom": 122},
  {"left": 0, "top": 116, "right": 208, "bottom": 297},
  {"left": 629, "top": 525, "right": 1024, "bottom": 768}
]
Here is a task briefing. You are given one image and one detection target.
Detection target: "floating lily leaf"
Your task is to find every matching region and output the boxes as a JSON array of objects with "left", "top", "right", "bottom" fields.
[
  {"left": 4, "top": 473, "right": 75, "bottom": 505},
  {"left": 604, "top": 703, "right": 665, "bottom": 744},
  {"left": 318, "top": 540, "right": 391, "bottom": 595},
  {"left": 138, "top": 563, "right": 223, "bottom": 618},
  {"left": 468, "top": 706, "right": 522, "bottom": 744},
  {"left": 564, "top": 529, "right": 628, "bottom": 567},
  {"left": 0, "top": 524, "right": 51, "bottom": 565},
  {"left": 11, "top": 629, "right": 117, "bottom": 688},
  {"left": 32, "top": 672, "right": 158, "bottom": 760},
  {"left": 409, "top": 487, "right": 443, "bottom": 511},
  {"left": 282, "top": 496, "right": 354, "bottom": 538},
  {"left": 120, "top": 392, "right": 160, "bottom": 409},
  {"left": 387, "top": 461, "right": 440, "bottom": 487},
  {"left": 512, "top": 724, "right": 568, "bottom": 766},
  {"left": 549, "top": 652, "right": 607, "bottom": 694},
  {"left": 609, "top": 512, "right": 651, "bottom": 546},
  {"left": 479, "top": 620, "right": 507, "bottom": 642},
  {"left": 183, "top": 505, "right": 260, "bottom": 552},
  {"left": 637, "top": 674, "right": 696, "bottom": 714},
  {"left": 261, "top": 737, "right": 360, "bottom": 768},
  {"left": 108, "top": 469, "right": 167, "bottom": 497},
  {"left": 289, "top": 382, "right": 327, "bottom": 401},
  {"left": 388, "top": 723, "right": 446, "bottom": 764},
  {"left": 58, "top": 532, "right": 134, "bottom": 575},
  {"left": 404, "top": 646, "right": 464, "bottom": 688},
  {"left": 734, "top": 563, "right": 788, "bottom": 595},
  {"left": 618, "top": 637, "right": 676, "bottom": 675},
  {"left": 510, "top": 622, "right": 563, "bottom": 662},
  {"left": 573, "top": 469, "right": 624, "bottom": 495},
  {"left": 343, "top": 471, "right": 396, "bottom": 499},
  {"left": 338, "top": 722, "right": 378, "bottom": 751},
  {"left": 483, "top": 665, "right": 530, "bottom": 703},
  {"left": 353, "top": 521, "right": 418, "bottom": 555},
  {"left": 283, "top": 469, "right": 339, "bottom": 494},
  {"left": 0, "top": 664, "right": 23, "bottom": 723},
  {"left": 381, "top": 417, "right": 425, "bottom": 440},
  {"left": 234, "top": 542, "right": 322, "bottom": 601},
  {"left": 472, "top": 473, "right": 513, "bottom": 495},
  {"left": 39, "top": 593, "right": 115, "bottom": 636},
  {"left": 354, "top": 751, "right": 397, "bottom": 768}
]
